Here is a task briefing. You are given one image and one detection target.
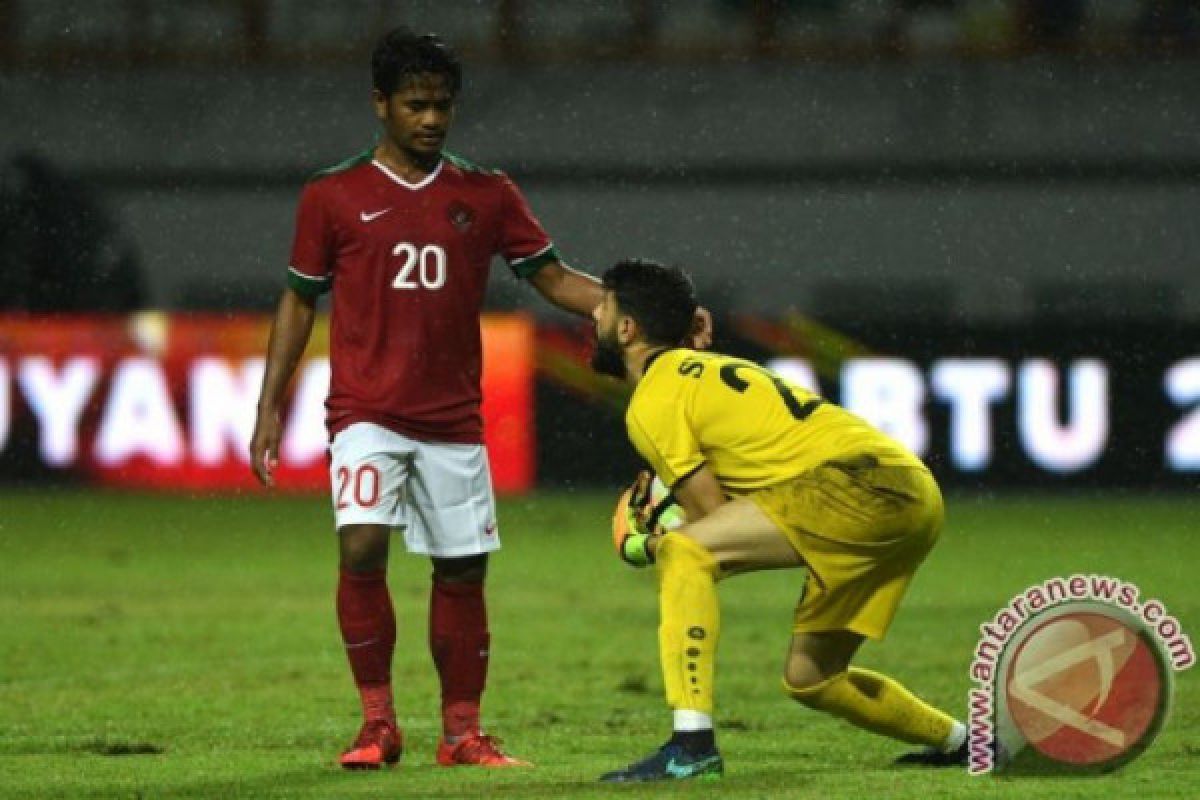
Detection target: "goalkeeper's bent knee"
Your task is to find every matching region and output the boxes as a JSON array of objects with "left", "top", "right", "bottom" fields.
[
  {"left": 784, "top": 669, "right": 854, "bottom": 712},
  {"left": 783, "top": 667, "right": 955, "bottom": 748}
]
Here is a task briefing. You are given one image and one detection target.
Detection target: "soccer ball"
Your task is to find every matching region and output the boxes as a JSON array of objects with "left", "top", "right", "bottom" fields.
[{"left": 646, "top": 475, "right": 686, "bottom": 531}]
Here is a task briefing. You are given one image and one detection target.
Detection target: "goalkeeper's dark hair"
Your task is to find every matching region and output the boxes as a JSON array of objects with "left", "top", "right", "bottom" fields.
[
  {"left": 372, "top": 27, "right": 462, "bottom": 97},
  {"left": 602, "top": 259, "right": 698, "bottom": 347}
]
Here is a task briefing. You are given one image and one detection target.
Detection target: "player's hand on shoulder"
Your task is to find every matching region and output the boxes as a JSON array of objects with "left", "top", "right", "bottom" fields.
[{"left": 688, "top": 307, "right": 714, "bottom": 350}]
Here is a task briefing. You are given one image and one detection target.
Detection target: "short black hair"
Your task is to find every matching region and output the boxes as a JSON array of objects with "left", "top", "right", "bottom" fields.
[
  {"left": 371, "top": 27, "right": 462, "bottom": 97},
  {"left": 602, "top": 259, "right": 698, "bottom": 347}
]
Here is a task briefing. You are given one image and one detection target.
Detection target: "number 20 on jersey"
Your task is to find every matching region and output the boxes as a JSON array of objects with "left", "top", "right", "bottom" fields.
[{"left": 392, "top": 242, "right": 447, "bottom": 290}]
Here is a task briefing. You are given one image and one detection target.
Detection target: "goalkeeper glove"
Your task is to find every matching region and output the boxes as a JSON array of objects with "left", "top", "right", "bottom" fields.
[{"left": 611, "top": 472, "right": 657, "bottom": 567}]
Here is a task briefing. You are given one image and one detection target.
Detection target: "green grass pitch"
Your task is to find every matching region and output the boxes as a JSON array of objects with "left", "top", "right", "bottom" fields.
[{"left": 1, "top": 489, "right": 1196, "bottom": 799}]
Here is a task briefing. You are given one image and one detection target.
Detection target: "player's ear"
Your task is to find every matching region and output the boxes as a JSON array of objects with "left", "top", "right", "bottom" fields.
[
  {"left": 371, "top": 89, "right": 388, "bottom": 121},
  {"left": 617, "top": 314, "right": 639, "bottom": 345}
]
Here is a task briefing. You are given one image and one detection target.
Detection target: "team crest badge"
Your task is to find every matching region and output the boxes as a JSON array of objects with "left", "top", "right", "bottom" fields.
[{"left": 448, "top": 201, "right": 475, "bottom": 232}]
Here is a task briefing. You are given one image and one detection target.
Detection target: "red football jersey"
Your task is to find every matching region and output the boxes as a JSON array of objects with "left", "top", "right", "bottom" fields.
[{"left": 287, "top": 149, "right": 557, "bottom": 443}]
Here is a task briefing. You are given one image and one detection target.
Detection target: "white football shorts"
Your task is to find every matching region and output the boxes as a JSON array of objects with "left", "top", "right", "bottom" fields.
[{"left": 328, "top": 422, "right": 500, "bottom": 557}]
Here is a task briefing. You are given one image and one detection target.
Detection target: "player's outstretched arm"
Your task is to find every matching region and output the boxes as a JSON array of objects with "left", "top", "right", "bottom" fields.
[
  {"left": 250, "top": 287, "right": 317, "bottom": 487},
  {"left": 527, "top": 260, "right": 604, "bottom": 317}
]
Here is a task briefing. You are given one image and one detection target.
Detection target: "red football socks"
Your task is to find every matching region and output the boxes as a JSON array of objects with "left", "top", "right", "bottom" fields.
[
  {"left": 429, "top": 578, "right": 490, "bottom": 738},
  {"left": 337, "top": 570, "right": 491, "bottom": 735},
  {"left": 337, "top": 568, "right": 396, "bottom": 722}
]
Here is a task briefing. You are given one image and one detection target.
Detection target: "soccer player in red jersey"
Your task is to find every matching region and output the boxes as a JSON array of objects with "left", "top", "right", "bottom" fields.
[{"left": 248, "top": 29, "right": 693, "bottom": 770}]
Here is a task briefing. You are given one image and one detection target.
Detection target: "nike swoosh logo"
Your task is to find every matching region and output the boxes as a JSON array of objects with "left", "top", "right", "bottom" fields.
[
  {"left": 360, "top": 208, "right": 392, "bottom": 222},
  {"left": 665, "top": 755, "right": 720, "bottom": 777}
]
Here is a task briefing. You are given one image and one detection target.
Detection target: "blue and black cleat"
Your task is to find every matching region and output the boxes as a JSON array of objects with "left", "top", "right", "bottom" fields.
[{"left": 599, "top": 741, "right": 724, "bottom": 783}]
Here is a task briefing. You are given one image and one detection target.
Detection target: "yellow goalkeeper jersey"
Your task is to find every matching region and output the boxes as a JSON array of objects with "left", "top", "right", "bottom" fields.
[{"left": 625, "top": 349, "right": 923, "bottom": 493}]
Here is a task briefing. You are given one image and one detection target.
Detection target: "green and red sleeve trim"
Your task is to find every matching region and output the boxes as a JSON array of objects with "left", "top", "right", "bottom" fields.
[
  {"left": 509, "top": 244, "right": 560, "bottom": 280},
  {"left": 287, "top": 266, "right": 332, "bottom": 297}
]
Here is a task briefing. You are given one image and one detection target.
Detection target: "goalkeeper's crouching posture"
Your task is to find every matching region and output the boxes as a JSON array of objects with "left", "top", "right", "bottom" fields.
[{"left": 590, "top": 259, "right": 968, "bottom": 783}]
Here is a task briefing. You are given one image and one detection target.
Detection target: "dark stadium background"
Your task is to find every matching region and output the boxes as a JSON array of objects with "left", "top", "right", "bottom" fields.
[
  {"left": 1, "top": 2, "right": 1197, "bottom": 490},
  {"left": 2, "top": 5, "right": 1198, "bottom": 800}
]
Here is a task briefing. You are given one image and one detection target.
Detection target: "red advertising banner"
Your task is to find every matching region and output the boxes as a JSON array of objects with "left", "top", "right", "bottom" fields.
[{"left": 0, "top": 313, "right": 535, "bottom": 493}]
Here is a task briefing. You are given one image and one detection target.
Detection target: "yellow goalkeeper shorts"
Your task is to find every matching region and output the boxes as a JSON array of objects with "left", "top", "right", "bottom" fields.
[{"left": 748, "top": 455, "right": 944, "bottom": 641}]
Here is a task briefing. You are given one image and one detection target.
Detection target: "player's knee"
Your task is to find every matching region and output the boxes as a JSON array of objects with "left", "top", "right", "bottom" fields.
[
  {"left": 339, "top": 525, "right": 390, "bottom": 572},
  {"left": 783, "top": 655, "right": 833, "bottom": 696},
  {"left": 782, "top": 629, "right": 862, "bottom": 698},
  {"left": 783, "top": 669, "right": 846, "bottom": 710},
  {"left": 432, "top": 553, "right": 488, "bottom": 584},
  {"left": 782, "top": 639, "right": 857, "bottom": 703}
]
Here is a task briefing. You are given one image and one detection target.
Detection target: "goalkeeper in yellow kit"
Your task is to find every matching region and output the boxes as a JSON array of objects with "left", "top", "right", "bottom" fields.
[{"left": 591, "top": 260, "right": 967, "bottom": 783}]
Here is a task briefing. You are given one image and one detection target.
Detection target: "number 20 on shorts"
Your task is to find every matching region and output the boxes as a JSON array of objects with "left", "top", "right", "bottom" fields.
[{"left": 336, "top": 464, "right": 381, "bottom": 510}]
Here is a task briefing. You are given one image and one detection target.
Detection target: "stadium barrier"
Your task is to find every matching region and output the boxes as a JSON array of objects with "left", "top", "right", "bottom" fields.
[
  {"left": 0, "top": 313, "right": 534, "bottom": 493},
  {"left": 536, "top": 315, "right": 1200, "bottom": 490},
  {"left": 1, "top": 313, "right": 1196, "bottom": 492}
]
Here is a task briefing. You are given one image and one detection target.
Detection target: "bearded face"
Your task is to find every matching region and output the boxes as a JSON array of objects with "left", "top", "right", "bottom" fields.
[{"left": 590, "top": 325, "right": 627, "bottom": 379}]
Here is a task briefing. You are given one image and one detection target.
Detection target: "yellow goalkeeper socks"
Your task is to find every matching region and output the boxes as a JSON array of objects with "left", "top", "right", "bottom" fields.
[
  {"left": 785, "top": 667, "right": 957, "bottom": 749},
  {"left": 656, "top": 533, "right": 720, "bottom": 715}
]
